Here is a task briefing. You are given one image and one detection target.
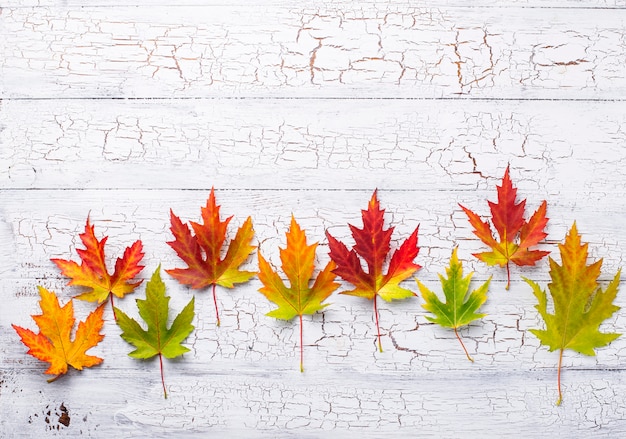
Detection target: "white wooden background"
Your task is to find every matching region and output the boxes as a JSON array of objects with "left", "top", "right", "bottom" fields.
[{"left": 2, "top": 1, "right": 626, "bottom": 437}]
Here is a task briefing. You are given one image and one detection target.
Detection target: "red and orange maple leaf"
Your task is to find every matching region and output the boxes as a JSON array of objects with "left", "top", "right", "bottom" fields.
[
  {"left": 52, "top": 217, "right": 145, "bottom": 315},
  {"left": 167, "top": 188, "right": 256, "bottom": 326},
  {"left": 459, "top": 166, "right": 549, "bottom": 289},
  {"left": 326, "top": 190, "right": 420, "bottom": 352},
  {"left": 13, "top": 287, "right": 105, "bottom": 382}
]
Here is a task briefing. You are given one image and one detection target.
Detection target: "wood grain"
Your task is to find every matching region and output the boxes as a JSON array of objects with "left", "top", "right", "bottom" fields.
[{"left": 2, "top": 1, "right": 626, "bottom": 437}]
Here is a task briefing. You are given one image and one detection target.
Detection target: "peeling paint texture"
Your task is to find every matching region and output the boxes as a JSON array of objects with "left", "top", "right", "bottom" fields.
[{"left": 2, "top": 1, "right": 626, "bottom": 437}]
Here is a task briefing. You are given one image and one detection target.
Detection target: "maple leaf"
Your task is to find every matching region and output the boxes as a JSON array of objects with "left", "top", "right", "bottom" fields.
[
  {"left": 417, "top": 247, "right": 491, "bottom": 362},
  {"left": 525, "top": 223, "right": 620, "bottom": 405},
  {"left": 459, "top": 166, "right": 549, "bottom": 290},
  {"left": 114, "top": 266, "right": 195, "bottom": 399},
  {"left": 12, "top": 287, "right": 105, "bottom": 382},
  {"left": 167, "top": 188, "right": 256, "bottom": 326},
  {"left": 326, "top": 190, "right": 420, "bottom": 352},
  {"left": 51, "top": 217, "right": 145, "bottom": 316},
  {"left": 258, "top": 216, "right": 339, "bottom": 372}
]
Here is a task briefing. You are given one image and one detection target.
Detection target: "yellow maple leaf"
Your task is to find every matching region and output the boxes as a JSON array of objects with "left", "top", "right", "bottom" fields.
[{"left": 13, "top": 287, "right": 105, "bottom": 382}]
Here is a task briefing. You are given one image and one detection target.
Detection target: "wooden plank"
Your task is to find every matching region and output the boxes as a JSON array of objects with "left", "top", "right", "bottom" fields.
[
  {"left": 2, "top": 367, "right": 626, "bottom": 436},
  {"left": 3, "top": 1, "right": 624, "bottom": 8},
  {"left": 3, "top": 6, "right": 626, "bottom": 99},
  {"left": 3, "top": 98, "right": 626, "bottom": 190},
  {"left": 1, "top": 188, "right": 622, "bottom": 276}
]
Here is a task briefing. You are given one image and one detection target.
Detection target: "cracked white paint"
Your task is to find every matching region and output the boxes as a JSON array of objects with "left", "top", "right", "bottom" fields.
[
  {"left": 2, "top": 1, "right": 626, "bottom": 438},
  {"left": 2, "top": 6, "right": 626, "bottom": 98}
]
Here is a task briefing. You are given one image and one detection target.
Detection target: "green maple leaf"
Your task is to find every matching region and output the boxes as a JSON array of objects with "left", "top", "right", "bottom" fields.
[
  {"left": 525, "top": 223, "right": 621, "bottom": 405},
  {"left": 114, "top": 266, "right": 195, "bottom": 399},
  {"left": 417, "top": 248, "right": 491, "bottom": 362}
]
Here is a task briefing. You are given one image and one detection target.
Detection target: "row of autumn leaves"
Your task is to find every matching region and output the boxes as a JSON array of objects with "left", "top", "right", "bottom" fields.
[{"left": 12, "top": 168, "right": 621, "bottom": 405}]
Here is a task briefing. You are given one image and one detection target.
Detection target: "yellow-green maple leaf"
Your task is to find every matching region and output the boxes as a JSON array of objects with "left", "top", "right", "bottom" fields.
[{"left": 525, "top": 223, "right": 621, "bottom": 405}]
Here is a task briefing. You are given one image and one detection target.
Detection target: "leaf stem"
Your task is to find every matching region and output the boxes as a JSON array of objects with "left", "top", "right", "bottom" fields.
[
  {"left": 299, "top": 314, "right": 304, "bottom": 373},
  {"left": 505, "top": 262, "right": 511, "bottom": 290},
  {"left": 373, "top": 295, "right": 383, "bottom": 353},
  {"left": 109, "top": 293, "right": 117, "bottom": 321},
  {"left": 47, "top": 374, "right": 62, "bottom": 383},
  {"left": 454, "top": 327, "right": 474, "bottom": 362},
  {"left": 212, "top": 283, "right": 221, "bottom": 327},
  {"left": 556, "top": 348, "right": 564, "bottom": 406},
  {"left": 159, "top": 353, "right": 168, "bottom": 399}
]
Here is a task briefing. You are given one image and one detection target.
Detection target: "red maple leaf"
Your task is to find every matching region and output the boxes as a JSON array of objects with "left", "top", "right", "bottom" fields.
[
  {"left": 167, "top": 188, "right": 256, "bottom": 326},
  {"left": 326, "top": 190, "right": 420, "bottom": 352},
  {"left": 459, "top": 166, "right": 549, "bottom": 289}
]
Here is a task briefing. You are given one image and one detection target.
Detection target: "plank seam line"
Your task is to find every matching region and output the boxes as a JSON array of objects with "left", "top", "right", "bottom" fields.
[{"left": 2, "top": 97, "right": 626, "bottom": 103}]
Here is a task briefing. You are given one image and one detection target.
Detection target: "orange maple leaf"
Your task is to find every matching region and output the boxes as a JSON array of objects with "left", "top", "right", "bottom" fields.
[
  {"left": 326, "top": 190, "right": 420, "bottom": 352},
  {"left": 167, "top": 188, "right": 256, "bottom": 326},
  {"left": 258, "top": 216, "right": 339, "bottom": 372},
  {"left": 52, "top": 217, "right": 145, "bottom": 315},
  {"left": 12, "top": 287, "right": 105, "bottom": 382},
  {"left": 459, "top": 166, "right": 549, "bottom": 290}
]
